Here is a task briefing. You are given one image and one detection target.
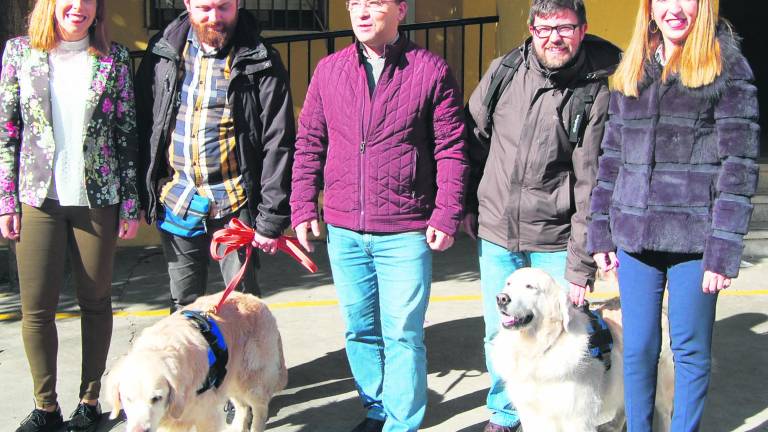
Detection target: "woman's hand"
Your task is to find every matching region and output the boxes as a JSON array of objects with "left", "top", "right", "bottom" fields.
[
  {"left": 702, "top": 270, "right": 731, "bottom": 294},
  {"left": 0, "top": 213, "right": 20, "bottom": 240},
  {"left": 593, "top": 251, "right": 619, "bottom": 273},
  {"left": 118, "top": 218, "right": 140, "bottom": 240}
]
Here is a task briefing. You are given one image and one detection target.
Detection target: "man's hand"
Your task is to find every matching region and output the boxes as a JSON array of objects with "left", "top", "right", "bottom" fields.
[
  {"left": 252, "top": 232, "right": 279, "bottom": 255},
  {"left": 702, "top": 270, "right": 731, "bottom": 294},
  {"left": 593, "top": 251, "right": 619, "bottom": 273},
  {"left": 426, "top": 226, "right": 454, "bottom": 251},
  {"left": 460, "top": 213, "right": 478, "bottom": 240},
  {"left": 0, "top": 213, "right": 20, "bottom": 240},
  {"left": 118, "top": 218, "right": 140, "bottom": 240},
  {"left": 295, "top": 219, "right": 320, "bottom": 253},
  {"left": 569, "top": 282, "right": 593, "bottom": 306}
]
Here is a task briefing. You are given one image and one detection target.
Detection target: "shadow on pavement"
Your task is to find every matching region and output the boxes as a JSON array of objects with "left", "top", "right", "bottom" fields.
[
  {"left": 707, "top": 312, "right": 768, "bottom": 432},
  {"left": 0, "top": 234, "right": 481, "bottom": 324},
  {"left": 269, "top": 316, "right": 486, "bottom": 431}
]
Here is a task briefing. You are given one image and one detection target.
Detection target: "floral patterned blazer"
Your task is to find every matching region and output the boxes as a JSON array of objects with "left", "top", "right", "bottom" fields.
[{"left": 0, "top": 37, "right": 139, "bottom": 220}]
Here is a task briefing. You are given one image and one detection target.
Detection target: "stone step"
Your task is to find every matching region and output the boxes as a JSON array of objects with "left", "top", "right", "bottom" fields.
[
  {"left": 751, "top": 194, "right": 768, "bottom": 223},
  {"left": 759, "top": 163, "right": 768, "bottom": 194},
  {"left": 744, "top": 222, "right": 768, "bottom": 258}
]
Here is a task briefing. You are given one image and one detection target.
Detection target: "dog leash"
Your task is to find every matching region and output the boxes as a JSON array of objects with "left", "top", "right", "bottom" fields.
[{"left": 209, "top": 218, "right": 318, "bottom": 314}]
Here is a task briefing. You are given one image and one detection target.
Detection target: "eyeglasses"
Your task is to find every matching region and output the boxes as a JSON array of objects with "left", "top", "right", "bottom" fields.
[
  {"left": 345, "top": 0, "right": 398, "bottom": 12},
  {"left": 530, "top": 24, "right": 581, "bottom": 39}
]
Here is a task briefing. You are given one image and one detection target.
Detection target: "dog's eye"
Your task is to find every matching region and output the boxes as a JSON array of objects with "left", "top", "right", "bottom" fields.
[
  {"left": 151, "top": 395, "right": 163, "bottom": 404},
  {"left": 525, "top": 284, "right": 535, "bottom": 290}
]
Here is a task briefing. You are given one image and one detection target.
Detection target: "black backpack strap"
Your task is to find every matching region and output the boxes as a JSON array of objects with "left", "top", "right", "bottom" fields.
[
  {"left": 568, "top": 78, "right": 604, "bottom": 146},
  {"left": 481, "top": 49, "right": 525, "bottom": 127}
]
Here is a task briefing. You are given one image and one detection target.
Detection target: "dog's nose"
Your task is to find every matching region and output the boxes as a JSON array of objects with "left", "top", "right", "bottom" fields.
[{"left": 496, "top": 293, "right": 511, "bottom": 307}]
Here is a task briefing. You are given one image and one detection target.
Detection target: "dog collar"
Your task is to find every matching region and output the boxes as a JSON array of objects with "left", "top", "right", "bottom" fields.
[
  {"left": 581, "top": 302, "right": 613, "bottom": 371},
  {"left": 181, "top": 310, "right": 229, "bottom": 394}
]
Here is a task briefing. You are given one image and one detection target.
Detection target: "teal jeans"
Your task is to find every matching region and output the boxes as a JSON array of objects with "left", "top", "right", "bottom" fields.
[
  {"left": 478, "top": 238, "right": 568, "bottom": 427},
  {"left": 326, "top": 224, "right": 432, "bottom": 432}
]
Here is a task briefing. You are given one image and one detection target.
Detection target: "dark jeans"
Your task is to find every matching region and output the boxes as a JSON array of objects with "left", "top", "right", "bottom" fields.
[
  {"left": 160, "top": 206, "right": 260, "bottom": 311},
  {"left": 16, "top": 201, "right": 118, "bottom": 407},
  {"left": 618, "top": 249, "right": 717, "bottom": 432}
]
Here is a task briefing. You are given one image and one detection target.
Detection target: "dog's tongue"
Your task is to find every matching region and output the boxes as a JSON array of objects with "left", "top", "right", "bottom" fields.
[{"left": 501, "top": 315, "right": 520, "bottom": 326}]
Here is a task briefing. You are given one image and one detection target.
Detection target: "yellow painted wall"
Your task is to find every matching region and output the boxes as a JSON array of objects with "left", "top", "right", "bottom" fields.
[
  {"left": 496, "top": 0, "right": 640, "bottom": 54},
  {"left": 109, "top": 0, "right": 151, "bottom": 51},
  {"left": 585, "top": 0, "right": 639, "bottom": 50}
]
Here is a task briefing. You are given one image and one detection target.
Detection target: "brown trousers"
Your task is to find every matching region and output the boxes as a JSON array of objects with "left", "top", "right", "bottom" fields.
[{"left": 15, "top": 200, "right": 118, "bottom": 407}]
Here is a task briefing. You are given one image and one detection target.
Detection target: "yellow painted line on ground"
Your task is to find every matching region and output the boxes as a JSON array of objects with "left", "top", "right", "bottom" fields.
[
  {"left": 1, "top": 290, "right": 766, "bottom": 322},
  {"left": 268, "top": 299, "right": 340, "bottom": 310}
]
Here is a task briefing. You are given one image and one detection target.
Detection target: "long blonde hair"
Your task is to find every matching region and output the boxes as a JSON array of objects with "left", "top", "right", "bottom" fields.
[
  {"left": 28, "top": 0, "right": 109, "bottom": 56},
  {"left": 612, "top": 0, "right": 722, "bottom": 97}
]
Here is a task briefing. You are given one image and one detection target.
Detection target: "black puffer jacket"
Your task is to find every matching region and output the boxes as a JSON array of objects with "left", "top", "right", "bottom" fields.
[
  {"left": 135, "top": 10, "right": 295, "bottom": 238},
  {"left": 588, "top": 27, "right": 760, "bottom": 277}
]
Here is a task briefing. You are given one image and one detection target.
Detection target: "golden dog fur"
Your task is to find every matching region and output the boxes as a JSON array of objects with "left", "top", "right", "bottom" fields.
[
  {"left": 106, "top": 292, "right": 287, "bottom": 432},
  {"left": 491, "top": 268, "right": 673, "bottom": 432}
]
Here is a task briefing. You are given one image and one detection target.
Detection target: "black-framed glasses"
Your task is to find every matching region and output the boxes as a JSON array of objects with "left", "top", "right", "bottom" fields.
[
  {"left": 345, "top": 0, "right": 397, "bottom": 12},
  {"left": 530, "top": 24, "right": 581, "bottom": 38}
]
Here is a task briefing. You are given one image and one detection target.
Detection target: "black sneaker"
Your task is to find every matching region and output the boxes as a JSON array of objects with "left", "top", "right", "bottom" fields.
[
  {"left": 66, "top": 402, "right": 101, "bottom": 432},
  {"left": 483, "top": 422, "right": 523, "bottom": 432},
  {"left": 350, "top": 418, "right": 385, "bottom": 432},
  {"left": 15, "top": 405, "right": 63, "bottom": 432}
]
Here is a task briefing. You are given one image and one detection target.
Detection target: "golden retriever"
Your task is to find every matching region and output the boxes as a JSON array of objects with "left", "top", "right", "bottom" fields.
[
  {"left": 490, "top": 268, "right": 673, "bottom": 432},
  {"left": 106, "top": 292, "right": 287, "bottom": 432}
]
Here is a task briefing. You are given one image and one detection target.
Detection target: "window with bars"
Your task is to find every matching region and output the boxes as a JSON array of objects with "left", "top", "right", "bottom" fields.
[{"left": 145, "top": 0, "right": 329, "bottom": 32}]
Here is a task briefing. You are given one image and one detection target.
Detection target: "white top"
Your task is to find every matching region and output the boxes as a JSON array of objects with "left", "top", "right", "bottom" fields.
[{"left": 47, "top": 36, "right": 92, "bottom": 206}]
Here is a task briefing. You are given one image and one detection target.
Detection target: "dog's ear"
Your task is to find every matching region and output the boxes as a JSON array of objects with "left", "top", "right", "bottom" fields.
[
  {"left": 105, "top": 358, "right": 124, "bottom": 420},
  {"left": 558, "top": 292, "right": 577, "bottom": 333},
  {"left": 164, "top": 358, "right": 189, "bottom": 419}
]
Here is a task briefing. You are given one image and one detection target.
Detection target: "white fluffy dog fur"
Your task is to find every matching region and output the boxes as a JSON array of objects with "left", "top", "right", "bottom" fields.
[
  {"left": 106, "top": 292, "right": 287, "bottom": 432},
  {"left": 490, "top": 268, "right": 673, "bottom": 432}
]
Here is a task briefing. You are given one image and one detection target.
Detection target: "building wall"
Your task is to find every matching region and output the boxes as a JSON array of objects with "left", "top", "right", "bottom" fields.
[
  {"left": 497, "top": 0, "right": 639, "bottom": 54},
  {"left": 110, "top": 0, "right": 151, "bottom": 51}
]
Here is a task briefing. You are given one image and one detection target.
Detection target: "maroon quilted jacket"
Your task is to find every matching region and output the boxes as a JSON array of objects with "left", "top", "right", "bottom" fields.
[{"left": 291, "top": 37, "right": 468, "bottom": 235}]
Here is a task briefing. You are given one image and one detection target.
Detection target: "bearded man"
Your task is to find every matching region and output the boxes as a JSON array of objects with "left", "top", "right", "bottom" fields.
[
  {"left": 463, "top": 0, "right": 621, "bottom": 430},
  {"left": 135, "top": 0, "right": 295, "bottom": 311}
]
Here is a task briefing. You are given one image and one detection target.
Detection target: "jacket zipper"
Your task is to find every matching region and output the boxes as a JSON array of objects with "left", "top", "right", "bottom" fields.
[
  {"left": 514, "top": 88, "right": 546, "bottom": 251},
  {"left": 359, "top": 59, "right": 384, "bottom": 232},
  {"left": 150, "top": 69, "right": 178, "bottom": 220}
]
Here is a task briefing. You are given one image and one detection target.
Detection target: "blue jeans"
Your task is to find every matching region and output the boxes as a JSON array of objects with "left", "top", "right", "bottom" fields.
[
  {"left": 618, "top": 250, "right": 717, "bottom": 432},
  {"left": 478, "top": 239, "right": 568, "bottom": 427},
  {"left": 326, "top": 225, "right": 432, "bottom": 432}
]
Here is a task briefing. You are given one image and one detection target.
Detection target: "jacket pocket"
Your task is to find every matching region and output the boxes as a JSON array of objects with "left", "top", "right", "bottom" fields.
[{"left": 409, "top": 149, "right": 418, "bottom": 198}]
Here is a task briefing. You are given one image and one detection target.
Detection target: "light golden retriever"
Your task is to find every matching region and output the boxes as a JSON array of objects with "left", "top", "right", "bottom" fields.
[
  {"left": 106, "top": 292, "right": 287, "bottom": 432},
  {"left": 490, "top": 268, "right": 673, "bottom": 432}
]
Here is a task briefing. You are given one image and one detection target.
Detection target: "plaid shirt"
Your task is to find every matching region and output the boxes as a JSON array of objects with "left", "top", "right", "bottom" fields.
[{"left": 160, "top": 31, "right": 247, "bottom": 219}]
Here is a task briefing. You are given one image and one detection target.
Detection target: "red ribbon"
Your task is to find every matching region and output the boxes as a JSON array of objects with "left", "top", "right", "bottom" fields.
[{"left": 209, "top": 218, "right": 318, "bottom": 313}]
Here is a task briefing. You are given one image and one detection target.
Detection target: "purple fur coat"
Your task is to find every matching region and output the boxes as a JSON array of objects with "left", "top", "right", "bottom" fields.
[{"left": 587, "top": 28, "right": 760, "bottom": 277}]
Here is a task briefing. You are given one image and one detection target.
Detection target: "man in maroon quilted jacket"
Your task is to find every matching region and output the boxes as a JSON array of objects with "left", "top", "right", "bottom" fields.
[{"left": 290, "top": 1, "right": 468, "bottom": 431}]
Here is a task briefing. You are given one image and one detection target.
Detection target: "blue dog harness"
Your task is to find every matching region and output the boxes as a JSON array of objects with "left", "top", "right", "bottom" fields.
[
  {"left": 581, "top": 302, "right": 613, "bottom": 371},
  {"left": 181, "top": 310, "right": 229, "bottom": 394}
]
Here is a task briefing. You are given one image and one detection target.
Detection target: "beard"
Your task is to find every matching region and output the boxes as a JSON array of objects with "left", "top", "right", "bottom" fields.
[
  {"left": 191, "top": 18, "right": 236, "bottom": 50},
  {"left": 534, "top": 41, "right": 577, "bottom": 70}
]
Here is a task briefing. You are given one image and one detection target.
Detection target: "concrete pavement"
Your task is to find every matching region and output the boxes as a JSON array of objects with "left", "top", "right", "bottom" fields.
[{"left": 1, "top": 235, "right": 767, "bottom": 431}]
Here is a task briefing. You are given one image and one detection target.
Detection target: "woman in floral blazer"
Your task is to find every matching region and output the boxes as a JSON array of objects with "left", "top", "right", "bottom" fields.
[{"left": 0, "top": 0, "right": 139, "bottom": 430}]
